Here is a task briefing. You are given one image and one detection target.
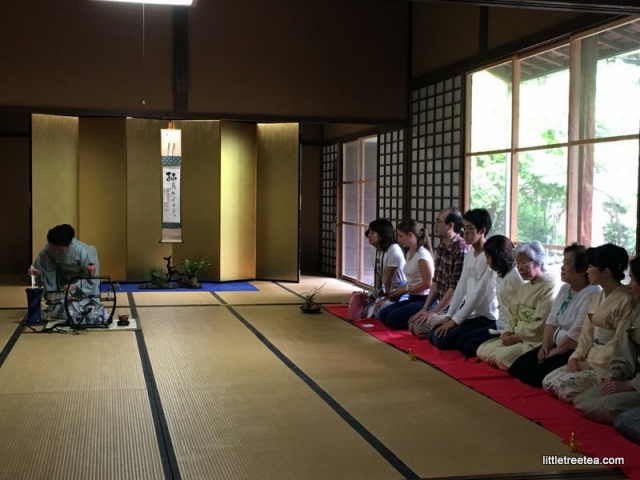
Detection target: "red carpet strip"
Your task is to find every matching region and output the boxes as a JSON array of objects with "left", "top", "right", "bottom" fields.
[{"left": 324, "top": 304, "right": 640, "bottom": 480}]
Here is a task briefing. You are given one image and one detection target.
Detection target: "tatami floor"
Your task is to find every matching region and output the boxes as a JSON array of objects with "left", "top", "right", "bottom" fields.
[{"left": 0, "top": 276, "right": 624, "bottom": 480}]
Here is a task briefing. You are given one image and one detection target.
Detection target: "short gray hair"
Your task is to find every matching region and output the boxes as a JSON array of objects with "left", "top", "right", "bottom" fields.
[{"left": 515, "top": 241, "right": 546, "bottom": 271}]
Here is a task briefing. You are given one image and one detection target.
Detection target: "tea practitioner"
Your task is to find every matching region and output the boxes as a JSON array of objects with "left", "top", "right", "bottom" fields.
[{"left": 28, "top": 224, "right": 101, "bottom": 318}]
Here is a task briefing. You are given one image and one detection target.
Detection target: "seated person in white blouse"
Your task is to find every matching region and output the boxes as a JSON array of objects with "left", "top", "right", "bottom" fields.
[
  {"left": 379, "top": 220, "right": 435, "bottom": 330},
  {"left": 508, "top": 244, "right": 600, "bottom": 387},
  {"left": 366, "top": 219, "right": 406, "bottom": 318}
]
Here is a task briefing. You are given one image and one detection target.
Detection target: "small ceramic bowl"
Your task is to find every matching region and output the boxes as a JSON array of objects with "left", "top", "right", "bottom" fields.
[{"left": 118, "top": 314, "right": 129, "bottom": 322}]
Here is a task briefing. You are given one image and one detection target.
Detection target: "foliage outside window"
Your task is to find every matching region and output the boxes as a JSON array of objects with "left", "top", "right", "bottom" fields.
[{"left": 467, "top": 19, "right": 639, "bottom": 257}]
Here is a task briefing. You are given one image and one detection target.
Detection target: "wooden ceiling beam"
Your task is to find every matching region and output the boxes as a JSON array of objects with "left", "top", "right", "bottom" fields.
[{"left": 420, "top": 0, "right": 640, "bottom": 15}]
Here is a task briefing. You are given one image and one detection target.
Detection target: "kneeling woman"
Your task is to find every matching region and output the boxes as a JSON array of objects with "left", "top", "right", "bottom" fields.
[
  {"left": 379, "top": 220, "right": 434, "bottom": 330},
  {"left": 573, "top": 256, "right": 640, "bottom": 424},
  {"left": 508, "top": 244, "right": 600, "bottom": 387},
  {"left": 542, "top": 243, "right": 634, "bottom": 403},
  {"left": 476, "top": 241, "right": 556, "bottom": 370}
]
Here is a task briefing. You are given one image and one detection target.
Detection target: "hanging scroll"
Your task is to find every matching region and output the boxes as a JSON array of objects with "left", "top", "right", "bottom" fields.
[{"left": 161, "top": 127, "right": 182, "bottom": 242}]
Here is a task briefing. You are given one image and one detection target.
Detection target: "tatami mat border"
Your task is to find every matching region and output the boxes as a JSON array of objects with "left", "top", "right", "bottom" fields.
[
  {"left": 129, "top": 292, "right": 182, "bottom": 480},
  {"left": 0, "top": 314, "right": 25, "bottom": 369},
  {"left": 225, "top": 305, "right": 420, "bottom": 480}
]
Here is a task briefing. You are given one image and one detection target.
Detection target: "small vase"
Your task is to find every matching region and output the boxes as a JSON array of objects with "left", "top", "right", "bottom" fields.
[{"left": 300, "top": 304, "right": 322, "bottom": 314}]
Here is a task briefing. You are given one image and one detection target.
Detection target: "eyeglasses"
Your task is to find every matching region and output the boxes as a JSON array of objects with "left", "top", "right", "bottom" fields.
[{"left": 516, "top": 260, "right": 533, "bottom": 267}]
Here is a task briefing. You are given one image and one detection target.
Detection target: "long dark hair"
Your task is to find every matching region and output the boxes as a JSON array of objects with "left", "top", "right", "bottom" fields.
[
  {"left": 483, "top": 235, "right": 515, "bottom": 278},
  {"left": 368, "top": 219, "right": 397, "bottom": 251},
  {"left": 397, "top": 219, "right": 433, "bottom": 254}
]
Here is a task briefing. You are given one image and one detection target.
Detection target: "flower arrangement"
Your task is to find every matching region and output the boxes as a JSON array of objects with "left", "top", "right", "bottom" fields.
[
  {"left": 178, "top": 257, "right": 211, "bottom": 288},
  {"left": 301, "top": 283, "right": 325, "bottom": 312}
]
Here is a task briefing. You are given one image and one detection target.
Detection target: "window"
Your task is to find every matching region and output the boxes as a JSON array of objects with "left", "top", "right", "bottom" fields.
[
  {"left": 467, "top": 18, "right": 640, "bottom": 256},
  {"left": 341, "top": 136, "right": 377, "bottom": 285}
]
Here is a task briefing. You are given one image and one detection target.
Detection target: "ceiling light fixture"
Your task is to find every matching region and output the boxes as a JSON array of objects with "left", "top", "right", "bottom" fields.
[{"left": 94, "top": 0, "right": 196, "bottom": 6}]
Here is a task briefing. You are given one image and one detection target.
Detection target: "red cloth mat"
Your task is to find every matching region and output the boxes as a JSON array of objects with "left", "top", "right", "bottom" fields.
[{"left": 324, "top": 304, "right": 640, "bottom": 479}]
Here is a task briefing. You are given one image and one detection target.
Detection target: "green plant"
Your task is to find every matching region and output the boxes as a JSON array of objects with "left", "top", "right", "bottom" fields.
[
  {"left": 178, "top": 257, "right": 211, "bottom": 288},
  {"left": 301, "top": 283, "right": 325, "bottom": 309},
  {"left": 149, "top": 266, "right": 168, "bottom": 288}
]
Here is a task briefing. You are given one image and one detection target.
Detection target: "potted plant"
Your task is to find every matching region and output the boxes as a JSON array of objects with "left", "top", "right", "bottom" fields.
[
  {"left": 300, "top": 283, "right": 325, "bottom": 313},
  {"left": 178, "top": 257, "right": 211, "bottom": 288}
]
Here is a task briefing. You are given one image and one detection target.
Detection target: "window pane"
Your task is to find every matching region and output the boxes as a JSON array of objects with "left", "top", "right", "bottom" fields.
[
  {"left": 469, "top": 153, "right": 509, "bottom": 236},
  {"left": 363, "top": 181, "right": 377, "bottom": 223},
  {"left": 517, "top": 148, "right": 567, "bottom": 245},
  {"left": 343, "top": 184, "right": 358, "bottom": 223},
  {"left": 343, "top": 224, "right": 358, "bottom": 279},
  {"left": 581, "top": 140, "right": 638, "bottom": 255},
  {"left": 578, "top": 20, "right": 640, "bottom": 140},
  {"left": 364, "top": 137, "right": 378, "bottom": 181},
  {"left": 469, "top": 62, "right": 512, "bottom": 152},
  {"left": 518, "top": 46, "right": 569, "bottom": 148},
  {"left": 343, "top": 141, "right": 358, "bottom": 181}
]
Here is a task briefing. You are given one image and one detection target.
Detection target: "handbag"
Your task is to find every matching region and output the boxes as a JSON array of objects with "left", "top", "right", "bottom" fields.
[{"left": 348, "top": 290, "right": 375, "bottom": 321}]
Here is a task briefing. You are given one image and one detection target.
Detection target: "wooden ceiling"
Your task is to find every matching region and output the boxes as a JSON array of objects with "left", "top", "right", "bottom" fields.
[{"left": 486, "top": 18, "right": 640, "bottom": 81}]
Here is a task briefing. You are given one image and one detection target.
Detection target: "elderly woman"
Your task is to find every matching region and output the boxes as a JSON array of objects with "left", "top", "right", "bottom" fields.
[
  {"left": 573, "top": 256, "right": 640, "bottom": 424},
  {"left": 476, "top": 241, "right": 556, "bottom": 370},
  {"left": 543, "top": 243, "right": 634, "bottom": 403},
  {"left": 507, "top": 244, "right": 600, "bottom": 387}
]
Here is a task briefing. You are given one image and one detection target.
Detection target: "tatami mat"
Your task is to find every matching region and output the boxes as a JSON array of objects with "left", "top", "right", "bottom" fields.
[
  {"left": 0, "top": 286, "right": 30, "bottom": 309},
  {"left": 0, "top": 280, "right": 621, "bottom": 480},
  {"left": 132, "top": 290, "right": 220, "bottom": 306},
  {"left": 0, "top": 332, "right": 164, "bottom": 479},
  {"left": 0, "top": 310, "right": 23, "bottom": 348},
  {"left": 140, "top": 306, "right": 401, "bottom": 480},
  {"left": 0, "top": 331, "right": 143, "bottom": 393},
  {"left": 235, "top": 305, "right": 608, "bottom": 478},
  {"left": 215, "top": 281, "right": 303, "bottom": 305},
  {"left": 0, "top": 390, "right": 164, "bottom": 480},
  {"left": 277, "top": 276, "right": 356, "bottom": 304}
]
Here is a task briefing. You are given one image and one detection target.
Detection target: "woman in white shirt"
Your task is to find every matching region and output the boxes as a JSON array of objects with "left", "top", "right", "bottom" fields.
[
  {"left": 456, "top": 235, "right": 524, "bottom": 356},
  {"left": 379, "top": 220, "right": 435, "bottom": 330},
  {"left": 366, "top": 219, "right": 406, "bottom": 317}
]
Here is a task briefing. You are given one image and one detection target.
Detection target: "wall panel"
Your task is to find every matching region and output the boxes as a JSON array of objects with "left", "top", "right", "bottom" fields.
[
  {"left": 31, "top": 114, "right": 78, "bottom": 260},
  {"left": 126, "top": 118, "right": 172, "bottom": 280},
  {"left": 172, "top": 121, "right": 221, "bottom": 281},
  {"left": 300, "top": 145, "right": 322, "bottom": 274},
  {"left": 488, "top": 8, "right": 584, "bottom": 49},
  {"left": 219, "top": 122, "right": 257, "bottom": 281},
  {"left": 413, "top": 2, "right": 481, "bottom": 77},
  {"left": 78, "top": 118, "right": 127, "bottom": 280},
  {"left": 0, "top": 138, "right": 30, "bottom": 275},
  {"left": 189, "top": 0, "right": 408, "bottom": 121},
  {"left": 256, "top": 123, "right": 299, "bottom": 281}
]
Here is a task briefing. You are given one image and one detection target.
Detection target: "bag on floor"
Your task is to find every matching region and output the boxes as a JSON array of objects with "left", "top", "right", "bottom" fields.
[{"left": 348, "top": 291, "right": 375, "bottom": 321}]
